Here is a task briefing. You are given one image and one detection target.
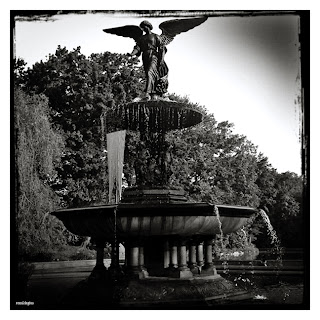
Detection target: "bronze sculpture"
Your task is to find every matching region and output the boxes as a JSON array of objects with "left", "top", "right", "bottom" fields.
[{"left": 103, "top": 17, "right": 208, "bottom": 100}]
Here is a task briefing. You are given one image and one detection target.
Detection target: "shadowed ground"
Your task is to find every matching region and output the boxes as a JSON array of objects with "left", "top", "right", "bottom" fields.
[{"left": 17, "top": 258, "right": 306, "bottom": 309}]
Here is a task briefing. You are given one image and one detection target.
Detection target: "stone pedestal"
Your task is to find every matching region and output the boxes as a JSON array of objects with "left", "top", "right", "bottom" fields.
[
  {"left": 169, "top": 240, "right": 178, "bottom": 269},
  {"left": 167, "top": 239, "right": 193, "bottom": 278},
  {"left": 127, "top": 242, "right": 149, "bottom": 279},
  {"left": 202, "top": 238, "right": 217, "bottom": 275},
  {"left": 89, "top": 238, "right": 107, "bottom": 281},
  {"left": 163, "top": 240, "right": 170, "bottom": 268},
  {"left": 138, "top": 245, "right": 149, "bottom": 279},
  {"left": 197, "top": 241, "right": 204, "bottom": 270},
  {"left": 108, "top": 240, "right": 123, "bottom": 280},
  {"left": 188, "top": 241, "right": 199, "bottom": 274}
]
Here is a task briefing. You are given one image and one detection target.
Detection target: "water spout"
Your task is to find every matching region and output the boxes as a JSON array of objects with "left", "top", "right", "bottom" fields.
[
  {"left": 214, "top": 205, "right": 230, "bottom": 274},
  {"left": 215, "top": 205, "right": 224, "bottom": 248},
  {"left": 258, "top": 209, "right": 283, "bottom": 263}
]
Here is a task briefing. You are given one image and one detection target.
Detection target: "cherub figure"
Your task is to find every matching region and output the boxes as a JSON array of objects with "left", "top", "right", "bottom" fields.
[{"left": 103, "top": 17, "right": 207, "bottom": 100}]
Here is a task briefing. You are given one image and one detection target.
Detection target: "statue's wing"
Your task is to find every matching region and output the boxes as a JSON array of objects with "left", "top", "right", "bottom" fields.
[
  {"left": 159, "top": 16, "right": 208, "bottom": 46},
  {"left": 103, "top": 25, "right": 143, "bottom": 42}
]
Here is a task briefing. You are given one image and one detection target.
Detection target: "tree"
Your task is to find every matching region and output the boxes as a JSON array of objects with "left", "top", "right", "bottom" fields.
[
  {"left": 21, "top": 46, "right": 144, "bottom": 206},
  {"left": 270, "top": 171, "right": 303, "bottom": 247},
  {"left": 13, "top": 58, "right": 28, "bottom": 88},
  {"left": 167, "top": 113, "right": 260, "bottom": 207},
  {"left": 14, "top": 87, "right": 67, "bottom": 260}
]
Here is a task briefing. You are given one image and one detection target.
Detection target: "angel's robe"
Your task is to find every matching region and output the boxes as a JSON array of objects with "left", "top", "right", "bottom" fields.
[{"left": 133, "top": 33, "right": 168, "bottom": 95}]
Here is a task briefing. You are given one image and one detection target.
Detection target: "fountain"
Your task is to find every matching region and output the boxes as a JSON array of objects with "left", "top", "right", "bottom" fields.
[{"left": 51, "top": 17, "right": 259, "bottom": 307}]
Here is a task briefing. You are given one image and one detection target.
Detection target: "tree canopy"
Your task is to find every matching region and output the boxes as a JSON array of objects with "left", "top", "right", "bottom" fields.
[{"left": 17, "top": 46, "right": 145, "bottom": 207}]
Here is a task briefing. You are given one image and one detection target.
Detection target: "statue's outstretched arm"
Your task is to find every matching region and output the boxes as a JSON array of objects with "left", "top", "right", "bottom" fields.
[{"left": 131, "top": 44, "right": 141, "bottom": 57}]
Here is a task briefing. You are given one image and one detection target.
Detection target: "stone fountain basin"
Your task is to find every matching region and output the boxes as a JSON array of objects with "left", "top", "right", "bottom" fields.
[
  {"left": 114, "top": 100, "right": 204, "bottom": 132},
  {"left": 52, "top": 203, "right": 257, "bottom": 240}
]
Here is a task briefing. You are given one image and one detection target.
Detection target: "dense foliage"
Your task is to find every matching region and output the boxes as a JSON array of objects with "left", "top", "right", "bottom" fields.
[
  {"left": 14, "top": 88, "right": 67, "bottom": 260},
  {"left": 14, "top": 46, "right": 304, "bottom": 261},
  {"left": 19, "top": 47, "right": 144, "bottom": 207}
]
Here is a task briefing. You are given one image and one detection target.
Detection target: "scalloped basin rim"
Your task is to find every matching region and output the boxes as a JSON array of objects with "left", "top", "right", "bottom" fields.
[
  {"left": 114, "top": 100, "right": 204, "bottom": 132},
  {"left": 51, "top": 203, "right": 258, "bottom": 238},
  {"left": 52, "top": 203, "right": 258, "bottom": 218},
  {"left": 127, "top": 100, "right": 205, "bottom": 113}
]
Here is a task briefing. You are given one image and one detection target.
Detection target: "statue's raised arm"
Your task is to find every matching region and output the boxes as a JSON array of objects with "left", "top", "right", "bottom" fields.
[{"left": 103, "top": 17, "right": 207, "bottom": 100}]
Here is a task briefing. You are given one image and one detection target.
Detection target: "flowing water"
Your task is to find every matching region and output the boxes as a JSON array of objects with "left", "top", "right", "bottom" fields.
[
  {"left": 214, "top": 205, "right": 224, "bottom": 248},
  {"left": 257, "top": 209, "right": 283, "bottom": 263},
  {"left": 115, "top": 101, "right": 203, "bottom": 133},
  {"left": 214, "top": 205, "right": 230, "bottom": 274},
  {"left": 213, "top": 207, "right": 285, "bottom": 285}
]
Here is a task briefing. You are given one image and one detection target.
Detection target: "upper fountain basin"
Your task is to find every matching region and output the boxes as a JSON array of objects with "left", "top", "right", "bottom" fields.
[{"left": 113, "top": 100, "right": 203, "bottom": 133}]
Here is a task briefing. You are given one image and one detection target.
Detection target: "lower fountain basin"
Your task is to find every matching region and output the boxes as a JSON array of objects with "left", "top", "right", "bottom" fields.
[{"left": 52, "top": 203, "right": 257, "bottom": 240}]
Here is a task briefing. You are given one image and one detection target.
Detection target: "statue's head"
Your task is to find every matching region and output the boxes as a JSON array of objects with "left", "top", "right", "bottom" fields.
[{"left": 140, "top": 20, "right": 153, "bottom": 31}]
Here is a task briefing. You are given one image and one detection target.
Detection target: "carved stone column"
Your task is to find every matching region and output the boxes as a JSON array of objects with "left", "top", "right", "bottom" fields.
[
  {"left": 204, "top": 238, "right": 213, "bottom": 268},
  {"left": 163, "top": 240, "right": 170, "bottom": 269},
  {"left": 130, "top": 245, "right": 139, "bottom": 270},
  {"left": 127, "top": 241, "right": 148, "bottom": 279},
  {"left": 177, "top": 239, "right": 193, "bottom": 278},
  {"left": 138, "top": 245, "right": 145, "bottom": 269},
  {"left": 178, "top": 240, "right": 189, "bottom": 271},
  {"left": 188, "top": 240, "right": 198, "bottom": 274},
  {"left": 169, "top": 240, "right": 178, "bottom": 269},
  {"left": 138, "top": 245, "right": 149, "bottom": 278},
  {"left": 167, "top": 239, "right": 193, "bottom": 278},
  {"left": 197, "top": 240, "right": 204, "bottom": 270},
  {"left": 202, "top": 238, "right": 217, "bottom": 275}
]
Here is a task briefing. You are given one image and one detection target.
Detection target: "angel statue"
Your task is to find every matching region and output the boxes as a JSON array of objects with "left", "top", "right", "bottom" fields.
[{"left": 103, "top": 17, "right": 207, "bottom": 101}]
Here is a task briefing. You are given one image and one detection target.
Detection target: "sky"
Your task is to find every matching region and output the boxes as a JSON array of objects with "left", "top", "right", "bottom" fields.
[{"left": 14, "top": 11, "right": 303, "bottom": 175}]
